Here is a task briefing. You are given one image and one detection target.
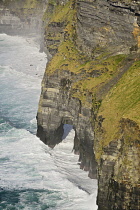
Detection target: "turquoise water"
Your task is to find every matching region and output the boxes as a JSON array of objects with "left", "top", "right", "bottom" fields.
[{"left": 0, "top": 34, "right": 97, "bottom": 210}]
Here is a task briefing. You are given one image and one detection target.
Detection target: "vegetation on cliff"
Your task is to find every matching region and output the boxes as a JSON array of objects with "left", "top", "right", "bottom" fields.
[
  {"left": 39, "top": 0, "right": 140, "bottom": 209},
  {"left": 98, "top": 59, "right": 140, "bottom": 145},
  {"left": 43, "top": 0, "right": 140, "bottom": 159},
  {"left": 95, "top": 57, "right": 140, "bottom": 161}
]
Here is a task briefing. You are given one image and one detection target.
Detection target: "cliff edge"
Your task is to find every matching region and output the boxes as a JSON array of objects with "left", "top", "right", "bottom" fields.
[{"left": 37, "top": 0, "right": 140, "bottom": 209}]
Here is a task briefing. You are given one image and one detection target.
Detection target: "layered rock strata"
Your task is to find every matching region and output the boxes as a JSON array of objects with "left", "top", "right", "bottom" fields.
[
  {"left": 37, "top": 68, "right": 97, "bottom": 178},
  {"left": 37, "top": 0, "right": 140, "bottom": 209},
  {"left": 95, "top": 117, "right": 140, "bottom": 209},
  {"left": 76, "top": 0, "right": 140, "bottom": 57}
]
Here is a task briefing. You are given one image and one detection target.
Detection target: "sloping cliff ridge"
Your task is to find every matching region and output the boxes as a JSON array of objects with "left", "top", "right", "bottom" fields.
[{"left": 1, "top": 0, "right": 140, "bottom": 209}]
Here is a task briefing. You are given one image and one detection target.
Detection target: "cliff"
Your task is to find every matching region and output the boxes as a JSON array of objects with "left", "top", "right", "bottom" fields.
[
  {"left": 37, "top": 0, "right": 140, "bottom": 209},
  {"left": 1, "top": 0, "right": 139, "bottom": 209},
  {"left": 0, "top": 0, "right": 47, "bottom": 36}
]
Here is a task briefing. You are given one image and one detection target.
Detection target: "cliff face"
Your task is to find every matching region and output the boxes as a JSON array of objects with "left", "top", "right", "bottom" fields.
[
  {"left": 76, "top": 0, "right": 140, "bottom": 57},
  {"left": 0, "top": 0, "right": 47, "bottom": 36},
  {"left": 37, "top": 0, "right": 98, "bottom": 178},
  {"left": 37, "top": 0, "right": 140, "bottom": 209},
  {"left": 96, "top": 117, "right": 140, "bottom": 209},
  {"left": 1, "top": 0, "right": 139, "bottom": 209}
]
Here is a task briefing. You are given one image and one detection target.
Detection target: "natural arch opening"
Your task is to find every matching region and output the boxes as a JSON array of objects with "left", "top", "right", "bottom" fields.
[{"left": 62, "top": 124, "right": 74, "bottom": 140}]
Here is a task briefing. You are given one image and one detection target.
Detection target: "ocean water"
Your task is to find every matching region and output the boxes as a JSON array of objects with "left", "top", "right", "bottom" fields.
[{"left": 0, "top": 33, "right": 97, "bottom": 210}]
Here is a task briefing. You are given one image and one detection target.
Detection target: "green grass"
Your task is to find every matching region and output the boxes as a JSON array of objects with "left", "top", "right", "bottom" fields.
[
  {"left": 49, "top": 1, "right": 74, "bottom": 23},
  {"left": 98, "top": 59, "right": 140, "bottom": 147},
  {"left": 71, "top": 54, "right": 126, "bottom": 105},
  {"left": 43, "top": 0, "right": 75, "bottom": 23},
  {"left": 47, "top": 39, "right": 85, "bottom": 72},
  {"left": 23, "top": 0, "right": 40, "bottom": 9}
]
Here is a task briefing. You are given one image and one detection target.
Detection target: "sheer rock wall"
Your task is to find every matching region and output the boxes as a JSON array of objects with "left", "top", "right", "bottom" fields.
[{"left": 37, "top": 1, "right": 140, "bottom": 209}]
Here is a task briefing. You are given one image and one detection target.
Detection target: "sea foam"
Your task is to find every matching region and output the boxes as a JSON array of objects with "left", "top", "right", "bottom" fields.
[{"left": 0, "top": 34, "right": 97, "bottom": 210}]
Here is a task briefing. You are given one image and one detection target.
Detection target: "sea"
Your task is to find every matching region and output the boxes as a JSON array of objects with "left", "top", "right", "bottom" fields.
[{"left": 0, "top": 33, "right": 97, "bottom": 210}]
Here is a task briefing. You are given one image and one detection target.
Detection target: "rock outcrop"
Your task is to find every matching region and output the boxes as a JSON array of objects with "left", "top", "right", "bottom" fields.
[
  {"left": 76, "top": 0, "right": 140, "bottom": 57},
  {"left": 95, "top": 117, "right": 140, "bottom": 209}
]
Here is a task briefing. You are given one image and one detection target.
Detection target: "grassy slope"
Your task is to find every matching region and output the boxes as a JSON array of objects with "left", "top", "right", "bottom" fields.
[{"left": 98, "top": 59, "right": 140, "bottom": 146}]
